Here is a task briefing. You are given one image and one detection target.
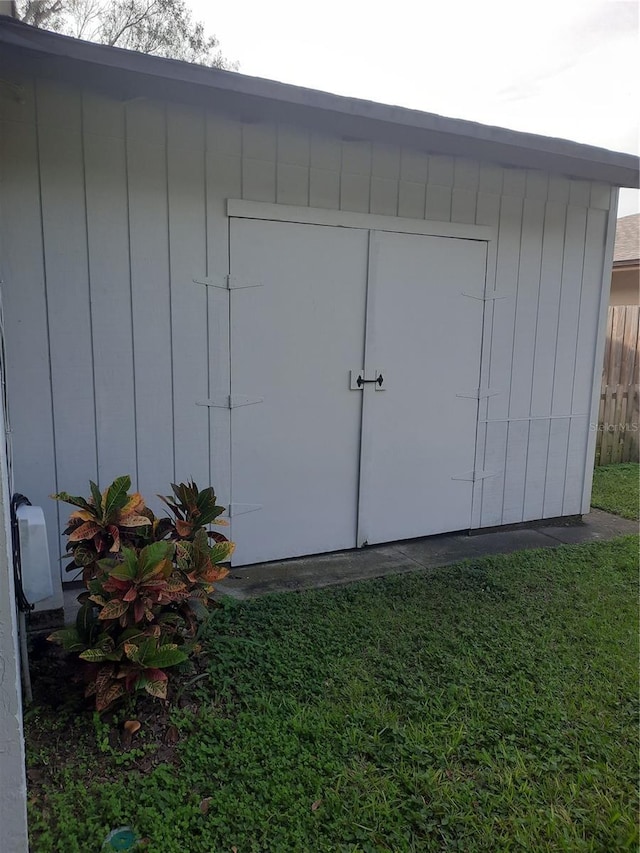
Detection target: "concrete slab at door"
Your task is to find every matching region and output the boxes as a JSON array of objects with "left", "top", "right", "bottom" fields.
[
  {"left": 229, "top": 219, "right": 368, "bottom": 565},
  {"left": 358, "top": 231, "right": 486, "bottom": 545}
]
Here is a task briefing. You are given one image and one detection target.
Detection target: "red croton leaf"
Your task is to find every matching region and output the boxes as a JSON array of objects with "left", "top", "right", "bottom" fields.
[
  {"left": 200, "top": 566, "right": 230, "bottom": 584},
  {"left": 94, "top": 665, "right": 126, "bottom": 712},
  {"left": 93, "top": 532, "right": 110, "bottom": 554},
  {"left": 107, "top": 525, "right": 121, "bottom": 553},
  {"left": 146, "top": 668, "right": 168, "bottom": 682},
  {"left": 68, "top": 521, "right": 102, "bottom": 542},
  {"left": 175, "top": 519, "right": 193, "bottom": 538},
  {"left": 208, "top": 531, "right": 229, "bottom": 543},
  {"left": 103, "top": 576, "right": 130, "bottom": 594},
  {"left": 124, "top": 669, "right": 139, "bottom": 692},
  {"left": 98, "top": 681, "right": 125, "bottom": 712}
]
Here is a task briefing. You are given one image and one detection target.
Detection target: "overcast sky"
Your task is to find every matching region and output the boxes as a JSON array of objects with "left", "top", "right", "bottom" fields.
[{"left": 190, "top": 0, "right": 639, "bottom": 216}]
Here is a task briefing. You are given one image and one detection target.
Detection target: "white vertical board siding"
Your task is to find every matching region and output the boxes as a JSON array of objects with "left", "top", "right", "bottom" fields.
[
  {"left": 242, "top": 123, "right": 276, "bottom": 202},
  {"left": 1, "top": 83, "right": 216, "bottom": 563},
  {"left": 544, "top": 205, "right": 588, "bottom": 518},
  {"left": 166, "top": 106, "right": 210, "bottom": 481},
  {"left": 471, "top": 164, "right": 502, "bottom": 528},
  {"left": 340, "top": 140, "right": 372, "bottom": 213},
  {"left": 36, "top": 80, "right": 98, "bottom": 562},
  {"left": 480, "top": 191, "right": 524, "bottom": 527},
  {"left": 398, "top": 149, "right": 428, "bottom": 219},
  {"left": 501, "top": 198, "right": 545, "bottom": 524},
  {"left": 523, "top": 199, "right": 566, "bottom": 519},
  {"left": 551, "top": 207, "right": 588, "bottom": 416},
  {"left": 563, "top": 207, "right": 609, "bottom": 514},
  {"left": 205, "top": 112, "right": 242, "bottom": 513},
  {"left": 425, "top": 155, "right": 453, "bottom": 221},
  {"left": 452, "top": 158, "right": 479, "bottom": 224},
  {"left": 82, "top": 93, "right": 137, "bottom": 486},
  {"left": 276, "top": 125, "right": 310, "bottom": 207},
  {"left": 369, "top": 143, "right": 400, "bottom": 216},
  {"left": 125, "top": 99, "right": 175, "bottom": 510},
  {"left": 0, "top": 98, "right": 59, "bottom": 566},
  {"left": 0, "top": 73, "right": 617, "bottom": 575},
  {"left": 309, "top": 133, "right": 341, "bottom": 210}
]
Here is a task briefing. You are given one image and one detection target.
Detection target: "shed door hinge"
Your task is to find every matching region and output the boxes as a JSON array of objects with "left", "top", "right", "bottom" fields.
[
  {"left": 462, "top": 290, "right": 509, "bottom": 301},
  {"left": 196, "top": 395, "right": 264, "bottom": 409},
  {"left": 193, "top": 275, "right": 262, "bottom": 290},
  {"left": 456, "top": 387, "right": 502, "bottom": 400},
  {"left": 228, "top": 503, "right": 262, "bottom": 517},
  {"left": 350, "top": 369, "right": 385, "bottom": 390},
  {"left": 451, "top": 469, "right": 502, "bottom": 483}
]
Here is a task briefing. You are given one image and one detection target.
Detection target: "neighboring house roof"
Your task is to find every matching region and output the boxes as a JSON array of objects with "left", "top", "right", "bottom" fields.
[
  {"left": 613, "top": 214, "right": 640, "bottom": 265},
  {"left": 0, "top": 14, "right": 638, "bottom": 188}
]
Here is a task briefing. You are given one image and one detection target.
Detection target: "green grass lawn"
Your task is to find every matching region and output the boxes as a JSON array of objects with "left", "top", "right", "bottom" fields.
[
  {"left": 26, "top": 537, "right": 639, "bottom": 853},
  {"left": 591, "top": 463, "right": 639, "bottom": 520}
]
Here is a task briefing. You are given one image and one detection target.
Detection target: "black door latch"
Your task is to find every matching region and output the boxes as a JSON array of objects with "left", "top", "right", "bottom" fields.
[{"left": 356, "top": 373, "right": 384, "bottom": 388}]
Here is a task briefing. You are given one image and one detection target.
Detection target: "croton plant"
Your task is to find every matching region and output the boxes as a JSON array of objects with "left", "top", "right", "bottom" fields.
[{"left": 48, "top": 476, "right": 233, "bottom": 713}]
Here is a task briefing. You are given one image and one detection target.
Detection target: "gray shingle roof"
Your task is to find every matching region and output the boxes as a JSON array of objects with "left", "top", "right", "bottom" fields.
[
  {"left": 0, "top": 14, "right": 639, "bottom": 187},
  {"left": 614, "top": 214, "right": 640, "bottom": 263}
]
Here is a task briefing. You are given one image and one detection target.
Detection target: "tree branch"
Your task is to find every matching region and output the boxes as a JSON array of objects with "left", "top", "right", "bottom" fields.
[{"left": 106, "top": 0, "right": 161, "bottom": 47}]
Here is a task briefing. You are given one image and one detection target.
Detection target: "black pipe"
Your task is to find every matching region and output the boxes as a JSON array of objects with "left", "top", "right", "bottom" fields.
[{"left": 10, "top": 493, "right": 34, "bottom": 613}]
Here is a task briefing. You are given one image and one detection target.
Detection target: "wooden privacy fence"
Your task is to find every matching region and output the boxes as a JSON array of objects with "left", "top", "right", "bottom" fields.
[{"left": 595, "top": 305, "right": 639, "bottom": 465}]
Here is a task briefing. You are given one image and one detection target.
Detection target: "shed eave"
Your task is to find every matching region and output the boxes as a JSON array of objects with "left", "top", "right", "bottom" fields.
[{"left": 0, "top": 14, "right": 638, "bottom": 188}]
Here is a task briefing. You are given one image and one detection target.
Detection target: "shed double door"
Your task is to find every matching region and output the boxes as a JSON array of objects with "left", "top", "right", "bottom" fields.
[{"left": 229, "top": 217, "right": 486, "bottom": 566}]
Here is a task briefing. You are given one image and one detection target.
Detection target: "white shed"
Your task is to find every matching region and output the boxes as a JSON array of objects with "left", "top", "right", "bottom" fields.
[{"left": 0, "top": 17, "right": 638, "bottom": 571}]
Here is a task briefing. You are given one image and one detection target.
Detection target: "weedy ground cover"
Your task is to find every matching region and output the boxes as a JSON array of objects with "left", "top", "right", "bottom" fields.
[
  {"left": 26, "top": 536, "right": 639, "bottom": 852},
  {"left": 591, "top": 463, "right": 639, "bottom": 520}
]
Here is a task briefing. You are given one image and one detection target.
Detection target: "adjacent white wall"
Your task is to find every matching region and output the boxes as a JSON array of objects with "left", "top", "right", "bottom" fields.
[
  {"left": 0, "top": 410, "right": 29, "bottom": 852},
  {"left": 0, "top": 74, "right": 615, "bottom": 571}
]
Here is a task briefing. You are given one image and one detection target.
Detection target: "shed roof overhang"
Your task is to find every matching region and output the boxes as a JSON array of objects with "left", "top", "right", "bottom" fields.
[{"left": 1, "top": 15, "right": 638, "bottom": 189}]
